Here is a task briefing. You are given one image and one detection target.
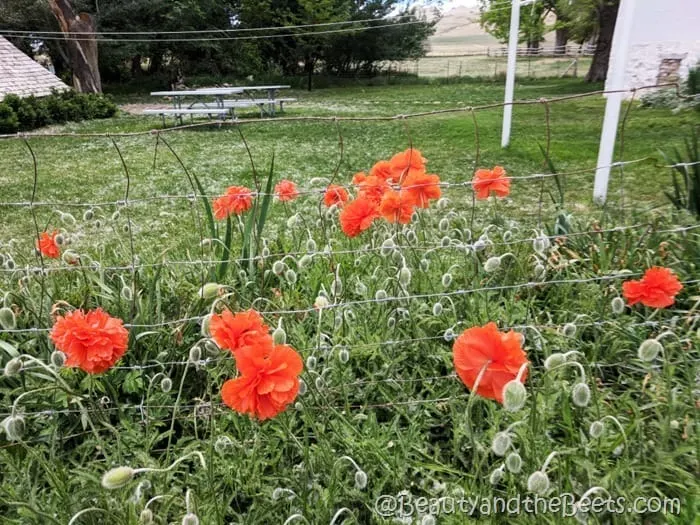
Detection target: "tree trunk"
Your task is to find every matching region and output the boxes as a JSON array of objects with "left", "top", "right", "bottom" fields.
[
  {"left": 526, "top": 39, "right": 540, "bottom": 56},
  {"left": 554, "top": 28, "right": 568, "bottom": 55},
  {"left": 47, "top": 0, "right": 102, "bottom": 93},
  {"left": 585, "top": 0, "right": 619, "bottom": 83}
]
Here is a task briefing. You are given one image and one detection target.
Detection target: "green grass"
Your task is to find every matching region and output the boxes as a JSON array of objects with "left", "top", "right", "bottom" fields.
[{"left": 0, "top": 79, "right": 698, "bottom": 524}]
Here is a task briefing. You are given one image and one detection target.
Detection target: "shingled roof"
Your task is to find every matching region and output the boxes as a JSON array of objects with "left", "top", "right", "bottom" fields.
[{"left": 0, "top": 36, "right": 69, "bottom": 99}]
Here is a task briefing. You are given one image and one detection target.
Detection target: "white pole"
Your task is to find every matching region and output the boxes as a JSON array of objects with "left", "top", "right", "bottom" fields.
[
  {"left": 593, "top": 0, "right": 637, "bottom": 204},
  {"left": 501, "top": 0, "right": 521, "bottom": 148}
]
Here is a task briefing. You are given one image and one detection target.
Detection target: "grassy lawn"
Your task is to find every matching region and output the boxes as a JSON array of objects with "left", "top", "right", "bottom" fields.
[{"left": 0, "top": 79, "right": 698, "bottom": 524}]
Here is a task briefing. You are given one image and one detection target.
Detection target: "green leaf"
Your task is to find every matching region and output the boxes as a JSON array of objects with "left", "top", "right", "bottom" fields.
[
  {"left": 217, "top": 215, "right": 233, "bottom": 281},
  {"left": 191, "top": 170, "right": 217, "bottom": 241}
]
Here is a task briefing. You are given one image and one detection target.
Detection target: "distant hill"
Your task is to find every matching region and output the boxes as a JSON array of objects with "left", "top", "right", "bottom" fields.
[{"left": 427, "top": 6, "right": 556, "bottom": 56}]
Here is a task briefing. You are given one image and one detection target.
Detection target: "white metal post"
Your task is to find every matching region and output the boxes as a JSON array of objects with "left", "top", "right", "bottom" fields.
[
  {"left": 593, "top": 0, "right": 637, "bottom": 204},
  {"left": 501, "top": 0, "right": 521, "bottom": 148}
]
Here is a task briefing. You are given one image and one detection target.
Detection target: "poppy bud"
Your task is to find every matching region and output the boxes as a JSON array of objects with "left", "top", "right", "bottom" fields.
[
  {"left": 387, "top": 317, "right": 396, "bottom": 329},
  {"left": 422, "top": 515, "right": 437, "bottom": 525},
  {"left": 355, "top": 280, "right": 367, "bottom": 296},
  {"left": 200, "top": 315, "right": 212, "bottom": 338},
  {"left": 638, "top": 339, "right": 662, "bottom": 362},
  {"left": 432, "top": 302, "right": 443, "bottom": 316},
  {"left": 380, "top": 238, "right": 395, "bottom": 257},
  {"left": 331, "top": 278, "right": 342, "bottom": 296},
  {"left": 188, "top": 346, "right": 201, "bottom": 364},
  {"left": 261, "top": 247, "right": 270, "bottom": 258},
  {"left": 62, "top": 250, "right": 80, "bottom": 265},
  {"left": 544, "top": 353, "right": 565, "bottom": 370},
  {"left": 611, "top": 297, "right": 625, "bottom": 314},
  {"left": 198, "top": 283, "right": 220, "bottom": 300},
  {"left": 214, "top": 436, "right": 232, "bottom": 455},
  {"left": 527, "top": 471, "right": 550, "bottom": 495},
  {"left": 272, "top": 261, "right": 285, "bottom": 275},
  {"left": 182, "top": 513, "right": 199, "bottom": 525},
  {"left": 286, "top": 215, "right": 299, "bottom": 229},
  {"left": 398, "top": 267, "right": 411, "bottom": 287},
  {"left": 505, "top": 452, "right": 522, "bottom": 473},
  {"left": 491, "top": 431, "right": 511, "bottom": 456},
  {"left": 375, "top": 289, "right": 387, "bottom": 300},
  {"left": 420, "top": 258, "right": 429, "bottom": 271},
  {"left": 4, "top": 357, "right": 22, "bottom": 377},
  {"left": 613, "top": 445, "right": 624, "bottom": 457},
  {"left": 502, "top": 380, "right": 527, "bottom": 412},
  {"left": 589, "top": 420, "right": 604, "bottom": 439},
  {"left": 533, "top": 233, "right": 550, "bottom": 254},
  {"left": 440, "top": 236, "right": 451, "bottom": 248},
  {"left": 101, "top": 466, "right": 135, "bottom": 489},
  {"left": 406, "top": 230, "right": 417, "bottom": 243},
  {"left": 484, "top": 256, "right": 501, "bottom": 273},
  {"left": 285, "top": 269, "right": 297, "bottom": 284},
  {"left": 670, "top": 420, "right": 679, "bottom": 430},
  {"left": 572, "top": 382, "right": 591, "bottom": 407},
  {"left": 160, "top": 377, "right": 173, "bottom": 393},
  {"left": 0, "top": 307, "right": 16, "bottom": 330},
  {"left": 83, "top": 209, "right": 94, "bottom": 221},
  {"left": 121, "top": 286, "right": 133, "bottom": 301},
  {"left": 354, "top": 470, "right": 368, "bottom": 490},
  {"left": 273, "top": 323, "right": 286, "bottom": 345},
  {"left": 53, "top": 233, "right": 65, "bottom": 247},
  {"left": 503, "top": 230, "right": 512, "bottom": 242},
  {"left": 94, "top": 219, "right": 102, "bottom": 229},
  {"left": 314, "top": 296, "right": 330, "bottom": 309},
  {"left": 314, "top": 376, "right": 325, "bottom": 390},
  {"left": 437, "top": 197, "right": 449, "bottom": 210},
  {"left": 50, "top": 350, "right": 66, "bottom": 368},
  {"left": 5, "top": 258, "right": 15, "bottom": 270},
  {"left": 441, "top": 273, "right": 453, "bottom": 288},
  {"left": 473, "top": 240, "right": 486, "bottom": 251},
  {"left": 298, "top": 379, "right": 307, "bottom": 395},
  {"left": 305, "top": 238, "right": 317, "bottom": 252},
  {"left": 140, "top": 509, "right": 154, "bottom": 524},
  {"left": 489, "top": 467, "right": 504, "bottom": 485},
  {"left": 298, "top": 254, "right": 312, "bottom": 269},
  {"left": 562, "top": 323, "right": 577, "bottom": 337},
  {"left": 438, "top": 218, "right": 449, "bottom": 232},
  {"left": 443, "top": 327, "right": 455, "bottom": 342},
  {"left": 338, "top": 348, "right": 350, "bottom": 363},
  {"left": 534, "top": 263, "right": 546, "bottom": 280},
  {"left": 306, "top": 356, "right": 317, "bottom": 370}
]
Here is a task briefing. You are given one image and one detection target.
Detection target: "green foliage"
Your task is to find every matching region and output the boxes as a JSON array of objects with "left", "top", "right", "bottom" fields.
[
  {"left": 0, "top": 91, "right": 117, "bottom": 133},
  {"left": 662, "top": 126, "right": 700, "bottom": 218},
  {"left": 686, "top": 63, "right": 700, "bottom": 95}
]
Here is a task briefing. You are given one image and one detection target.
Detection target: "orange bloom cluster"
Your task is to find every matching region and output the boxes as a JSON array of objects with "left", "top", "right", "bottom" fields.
[
  {"left": 274, "top": 179, "right": 299, "bottom": 202},
  {"left": 622, "top": 267, "right": 683, "bottom": 309},
  {"left": 212, "top": 186, "right": 254, "bottom": 220},
  {"left": 472, "top": 166, "right": 510, "bottom": 200},
  {"left": 339, "top": 148, "right": 441, "bottom": 237},
  {"left": 50, "top": 308, "right": 129, "bottom": 374},
  {"left": 323, "top": 184, "right": 349, "bottom": 207},
  {"left": 36, "top": 231, "right": 60, "bottom": 259},
  {"left": 211, "top": 308, "right": 303, "bottom": 420},
  {"left": 453, "top": 322, "right": 528, "bottom": 403}
]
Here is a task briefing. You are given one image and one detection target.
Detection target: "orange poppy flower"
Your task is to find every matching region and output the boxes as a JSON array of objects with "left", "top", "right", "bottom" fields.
[
  {"left": 379, "top": 190, "right": 416, "bottom": 224},
  {"left": 389, "top": 148, "right": 426, "bottom": 182},
  {"left": 370, "top": 160, "right": 393, "bottom": 181},
  {"left": 401, "top": 170, "right": 441, "bottom": 208},
  {"left": 221, "top": 343, "right": 303, "bottom": 420},
  {"left": 274, "top": 179, "right": 299, "bottom": 202},
  {"left": 36, "top": 231, "right": 60, "bottom": 259},
  {"left": 50, "top": 308, "right": 129, "bottom": 374},
  {"left": 352, "top": 172, "right": 368, "bottom": 185},
  {"left": 453, "top": 322, "right": 528, "bottom": 403},
  {"left": 323, "top": 184, "right": 349, "bottom": 207},
  {"left": 622, "top": 267, "right": 683, "bottom": 309},
  {"left": 358, "top": 175, "right": 390, "bottom": 204},
  {"left": 210, "top": 309, "right": 272, "bottom": 356},
  {"left": 339, "top": 197, "right": 379, "bottom": 238},
  {"left": 472, "top": 166, "right": 510, "bottom": 200},
  {"left": 212, "top": 186, "right": 254, "bottom": 220}
]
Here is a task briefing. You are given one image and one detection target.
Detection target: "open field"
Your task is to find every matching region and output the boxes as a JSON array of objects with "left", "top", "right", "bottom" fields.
[{"left": 0, "top": 79, "right": 698, "bottom": 524}]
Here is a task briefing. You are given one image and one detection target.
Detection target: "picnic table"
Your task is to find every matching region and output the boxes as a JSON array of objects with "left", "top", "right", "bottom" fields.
[{"left": 144, "top": 85, "right": 294, "bottom": 125}]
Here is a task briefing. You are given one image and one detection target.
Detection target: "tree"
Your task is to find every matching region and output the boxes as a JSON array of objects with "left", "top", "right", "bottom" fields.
[
  {"left": 584, "top": 0, "right": 619, "bottom": 82},
  {"left": 478, "top": 0, "right": 547, "bottom": 54}
]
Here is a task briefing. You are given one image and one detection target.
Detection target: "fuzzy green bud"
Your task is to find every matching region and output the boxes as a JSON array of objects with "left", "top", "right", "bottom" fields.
[
  {"left": 638, "top": 339, "right": 662, "bottom": 362},
  {"left": 611, "top": 297, "right": 625, "bottom": 315},
  {"left": 589, "top": 420, "right": 604, "bottom": 439},
  {"left": 182, "top": 513, "right": 199, "bottom": 525},
  {"left": 188, "top": 346, "right": 201, "bottom": 364},
  {"left": 338, "top": 348, "right": 350, "bottom": 363},
  {"left": 505, "top": 452, "right": 522, "bottom": 473},
  {"left": 441, "top": 273, "right": 453, "bottom": 288},
  {"left": 484, "top": 256, "right": 501, "bottom": 273},
  {"left": 375, "top": 289, "right": 387, "bottom": 301},
  {"left": 50, "top": 350, "right": 66, "bottom": 368},
  {"left": 0, "top": 307, "right": 16, "bottom": 330},
  {"left": 354, "top": 470, "right": 368, "bottom": 490},
  {"left": 502, "top": 380, "right": 527, "bottom": 412},
  {"left": 272, "top": 261, "right": 285, "bottom": 275},
  {"left": 438, "top": 218, "right": 450, "bottom": 232},
  {"left": 4, "top": 357, "right": 22, "bottom": 377},
  {"left": 572, "top": 382, "right": 591, "bottom": 408},
  {"left": 62, "top": 250, "right": 80, "bottom": 265},
  {"left": 160, "top": 377, "right": 173, "bottom": 393},
  {"left": 140, "top": 509, "right": 154, "bottom": 524},
  {"left": 489, "top": 467, "right": 504, "bottom": 485},
  {"left": 432, "top": 302, "right": 443, "bottom": 316},
  {"left": 83, "top": 209, "right": 94, "bottom": 221},
  {"left": 2, "top": 415, "right": 25, "bottom": 441},
  {"left": 285, "top": 269, "right": 297, "bottom": 284},
  {"left": 121, "top": 286, "right": 133, "bottom": 301},
  {"left": 562, "top": 323, "right": 577, "bottom": 337},
  {"left": 272, "top": 325, "right": 286, "bottom": 345},
  {"left": 420, "top": 258, "right": 429, "bottom": 272},
  {"left": 398, "top": 267, "right": 411, "bottom": 287},
  {"left": 527, "top": 470, "right": 550, "bottom": 495},
  {"left": 380, "top": 238, "right": 395, "bottom": 257},
  {"left": 101, "top": 466, "right": 135, "bottom": 489},
  {"left": 198, "top": 282, "right": 221, "bottom": 300},
  {"left": 491, "top": 431, "right": 511, "bottom": 456},
  {"left": 544, "top": 353, "right": 566, "bottom": 371}
]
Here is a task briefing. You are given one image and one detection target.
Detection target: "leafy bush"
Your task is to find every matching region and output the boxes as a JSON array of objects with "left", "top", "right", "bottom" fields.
[{"left": 0, "top": 90, "right": 118, "bottom": 133}]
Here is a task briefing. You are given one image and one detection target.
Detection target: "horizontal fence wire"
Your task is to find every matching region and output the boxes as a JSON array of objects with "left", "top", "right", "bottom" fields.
[
  {"left": 1, "top": 223, "right": 698, "bottom": 276},
  {"left": 0, "top": 83, "right": 694, "bottom": 141}
]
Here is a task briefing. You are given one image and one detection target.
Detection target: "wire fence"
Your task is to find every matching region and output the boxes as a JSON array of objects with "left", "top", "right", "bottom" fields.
[{"left": 0, "top": 82, "right": 698, "bottom": 439}]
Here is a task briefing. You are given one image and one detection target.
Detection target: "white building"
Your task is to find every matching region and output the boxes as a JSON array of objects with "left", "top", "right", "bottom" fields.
[{"left": 606, "top": 0, "right": 700, "bottom": 96}]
